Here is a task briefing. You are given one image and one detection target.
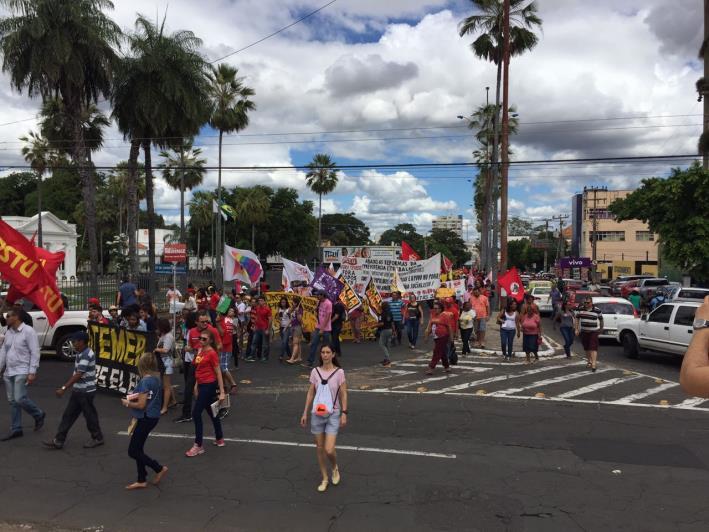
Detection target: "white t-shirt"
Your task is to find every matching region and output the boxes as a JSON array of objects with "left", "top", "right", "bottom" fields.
[{"left": 459, "top": 309, "right": 476, "bottom": 330}]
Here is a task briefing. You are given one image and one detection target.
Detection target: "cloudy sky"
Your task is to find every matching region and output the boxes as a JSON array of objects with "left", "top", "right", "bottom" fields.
[{"left": 0, "top": 0, "right": 703, "bottom": 240}]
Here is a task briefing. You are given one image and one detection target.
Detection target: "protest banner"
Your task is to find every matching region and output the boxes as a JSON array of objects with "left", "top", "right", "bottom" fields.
[
  {"left": 311, "top": 266, "right": 344, "bottom": 301},
  {"left": 338, "top": 277, "right": 362, "bottom": 314},
  {"left": 340, "top": 312, "right": 379, "bottom": 341},
  {"left": 445, "top": 279, "right": 467, "bottom": 298},
  {"left": 339, "top": 253, "right": 441, "bottom": 300},
  {"left": 87, "top": 321, "right": 157, "bottom": 394},
  {"left": 364, "top": 277, "right": 383, "bottom": 319},
  {"left": 265, "top": 291, "right": 318, "bottom": 333}
]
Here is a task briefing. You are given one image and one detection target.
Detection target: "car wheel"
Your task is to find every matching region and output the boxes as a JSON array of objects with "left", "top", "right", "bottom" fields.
[
  {"left": 621, "top": 332, "right": 639, "bottom": 359},
  {"left": 55, "top": 332, "right": 78, "bottom": 361}
]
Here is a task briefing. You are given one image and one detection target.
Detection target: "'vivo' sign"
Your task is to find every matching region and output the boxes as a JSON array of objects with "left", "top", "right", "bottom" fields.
[{"left": 559, "top": 257, "right": 591, "bottom": 269}]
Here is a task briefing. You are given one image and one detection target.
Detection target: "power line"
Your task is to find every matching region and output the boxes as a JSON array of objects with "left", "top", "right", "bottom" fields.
[{"left": 209, "top": 0, "right": 338, "bottom": 63}]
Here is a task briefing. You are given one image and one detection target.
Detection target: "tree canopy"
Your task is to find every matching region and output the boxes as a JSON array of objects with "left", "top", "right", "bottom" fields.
[
  {"left": 609, "top": 163, "right": 709, "bottom": 282},
  {"left": 321, "top": 213, "right": 371, "bottom": 245}
]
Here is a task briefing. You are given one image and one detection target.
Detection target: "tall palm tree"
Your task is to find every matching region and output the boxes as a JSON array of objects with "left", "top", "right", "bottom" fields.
[
  {"left": 160, "top": 140, "right": 207, "bottom": 244},
  {"left": 19, "top": 131, "right": 51, "bottom": 247},
  {"left": 112, "top": 14, "right": 211, "bottom": 277},
  {"left": 188, "top": 191, "right": 215, "bottom": 266},
  {"left": 0, "top": 0, "right": 121, "bottom": 294},
  {"left": 107, "top": 162, "right": 146, "bottom": 236},
  {"left": 459, "top": 0, "right": 541, "bottom": 270},
  {"left": 236, "top": 187, "right": 270, "bottom": 251},
  {"left": 208, "top": 63, "right": 256, "bottom": 281},
  {"left": 305, "top": 153, "right": 339, "bottom": 252},
  {"left": 39, "top": 99, "right": 110, "bottom": 161}
]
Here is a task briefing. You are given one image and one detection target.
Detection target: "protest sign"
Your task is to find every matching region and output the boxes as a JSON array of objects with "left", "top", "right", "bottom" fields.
[
  {"left": 338, "top": 277, "right": 362, "bottom": 314},
  {"left": 87, "top": 321, "right": 157, "bottom": 394},
  {"left": 339, "top": 253, "right": 441, "bottom": 300},
  {"left": 364, "top": 277, "right": 383, "bottom": 319},
  {"left": 265, "top": 292, "right": 318, "bottom": 333},
  {"left": 445, "top": 279, "right": 467, "bottom": 298},
  {"left": 311, "top": 267, "right": 344, "bottom": 301}
]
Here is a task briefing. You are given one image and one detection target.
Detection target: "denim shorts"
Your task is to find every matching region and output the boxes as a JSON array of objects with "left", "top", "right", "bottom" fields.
[
  {"left": 161, "top": 356, "right": 174, "bottom": 376},
  {"left": 310, "top": 411, "right": 341, "bottom": 435},
  {"left": 476, "top": 319, "right": 487, "bottom": 332},
  {"left": 219, "top": 352, "right": 231, "bottom": 371}
]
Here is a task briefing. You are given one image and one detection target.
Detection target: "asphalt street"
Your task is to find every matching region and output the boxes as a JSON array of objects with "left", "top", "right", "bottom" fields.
[{"left": 0, "top": 321, "right": 707, "bottom": 532}]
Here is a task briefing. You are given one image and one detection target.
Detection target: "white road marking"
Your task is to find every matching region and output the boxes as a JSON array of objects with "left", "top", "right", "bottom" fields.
[
  {"left": 555, "top": 375, "right": 642, "bottom": 399},
  {"left": 487, "top": 369, "right": 612, "bottom": 397},
  {"left": 432, "top": 363, "right": 576, "bottom": 395},
  {"left": 393, "top": 363, "right": 491, "bottom": 373},
  {"left": 117, "top": 431, "right": 456, "bottom": 459},
  {"left": 676, "top": 397, "right": 708, "bottom": 408},
  {"left": 608, "top": 382, "right": 678, "bottom": 404},
  {"left": 371, "top": 375, "right": 455, "bottom": 392}
]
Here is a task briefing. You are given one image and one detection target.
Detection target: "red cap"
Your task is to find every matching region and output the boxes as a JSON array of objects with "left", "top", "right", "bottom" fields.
[{"left": 88, "top": 297, "right": 100, "bottom": 306}]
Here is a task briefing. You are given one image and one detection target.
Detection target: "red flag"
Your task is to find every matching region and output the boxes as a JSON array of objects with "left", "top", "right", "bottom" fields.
[
  {"left": 400, "top": 241, "right": 420, "bottom": 261},
  {"left": 0, "top": 221, "right": 64, "bottom": 324},
  {"left": 442, "top": 255, "right": 453, "bottom": 273},
  {"left": 498, "top": 267, "right": 525, "bottom": 302}
]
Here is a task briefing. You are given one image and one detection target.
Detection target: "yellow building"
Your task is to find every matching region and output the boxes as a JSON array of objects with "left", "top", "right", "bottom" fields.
[{"left": 571, "top": 188, "right": 659, "bottom": 279}]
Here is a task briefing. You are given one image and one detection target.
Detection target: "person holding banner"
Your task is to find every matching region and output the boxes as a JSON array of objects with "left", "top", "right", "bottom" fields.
[
  {"left": 0, "top": 309, "right": 45, "bottom": 441},
  {"left": 185, "top": 328, "right": 226, "bottom": 457}
]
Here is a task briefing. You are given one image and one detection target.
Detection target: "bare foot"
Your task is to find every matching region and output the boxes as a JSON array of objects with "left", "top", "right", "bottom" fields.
[
  {"left": 125, "top": 482, "right": 148, "bottom": 490},
  {"left": 152, "top": 466, "right": 168, "bottom": 485}
]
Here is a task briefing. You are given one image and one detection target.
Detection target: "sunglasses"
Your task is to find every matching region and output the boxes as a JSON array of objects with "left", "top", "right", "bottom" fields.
[
  {"left": 198, "top": 320, "right": 209, "bottom": 324},
  {"left": 199, "top": 337, "right": 209, "bottom": 341}
]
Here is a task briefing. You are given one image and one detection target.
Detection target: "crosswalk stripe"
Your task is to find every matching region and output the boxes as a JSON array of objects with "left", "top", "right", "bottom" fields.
[
  {"left": 429, "top": 363, "right": 574, "bottom": 394},
  {"left": 676, "top": 397, "right": 708, "bottom": 408},
  {"left": 375, "top": 375, "right": 452, "bottom": 392},
  {"left": 555, "top": 375, "right": 642, "bottom": 399},
  {"left": 608, "top": 382, "right": 678, "bottom": 404},
  {"left": 393, "top": 363, "right": 491, "bottom": 373},
  {"left": 487, "top": 369, "right": 612, "bottom": 397}
]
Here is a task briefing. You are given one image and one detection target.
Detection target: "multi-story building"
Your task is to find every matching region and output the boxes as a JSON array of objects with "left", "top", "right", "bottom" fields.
[
  {"left": 432, "top": 215, "right": 463, "bottom": 237},
  {"left": 571, "top": 188, "right": 659, "bottom": 279}
]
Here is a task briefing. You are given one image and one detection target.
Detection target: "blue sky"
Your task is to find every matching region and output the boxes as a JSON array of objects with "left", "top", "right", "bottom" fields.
[{"left": 0, "top": 0, "right": 702, "bottom": 240}]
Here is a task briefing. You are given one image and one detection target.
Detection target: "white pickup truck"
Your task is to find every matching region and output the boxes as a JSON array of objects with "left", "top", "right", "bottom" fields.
[
  {"left": 616, "top": 301, "right": 699, "bottom": 358},
  {"left": 13, "top": 307, "right": 89, "bottom": 360}
]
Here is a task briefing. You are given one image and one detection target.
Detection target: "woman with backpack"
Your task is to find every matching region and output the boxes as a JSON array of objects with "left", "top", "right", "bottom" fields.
[
  {"left": 121, "top": 352, "right": 168, "bottom": 490},
  {"left": 300, "top": 344, "right": 348, "bottom": 493}
]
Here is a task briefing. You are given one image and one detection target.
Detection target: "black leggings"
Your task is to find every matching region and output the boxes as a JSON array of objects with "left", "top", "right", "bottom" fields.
[
  {"left": 192, "top": 382, "right": 223, "bottom": 446},
  {"left": 128, "top": 417, "right": 162, "bottom": 483}
]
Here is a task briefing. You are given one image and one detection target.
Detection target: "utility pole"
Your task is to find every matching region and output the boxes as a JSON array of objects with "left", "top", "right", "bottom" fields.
[
  {"left": 540, "top": 218, "right": 553, "bottom": 272},
  {"left": 585, "top": 186, "right": 607, "bottom": 283},
  {"left": 704, "top": 0, "right": 709, "bottom": 169},
  {"left": 499, "top": 0, "right": 511, "bottom": 272},
  {"left": 552, "top": 214, "right": 569, "bottom": 264}
]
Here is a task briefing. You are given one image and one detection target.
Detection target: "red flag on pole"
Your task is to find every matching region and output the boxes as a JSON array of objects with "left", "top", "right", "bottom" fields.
[
  {"left": 0, "top": 220, "right": 65, "bottom": 324},
  {"left": 498, "top": 266, "right": 525, "bottom": 302},
  {"left": 442, "top": 255, "right": 453, "bottom": 273},
  {"left": 400, "top": 241, "right": 420, "bottom": 261}
]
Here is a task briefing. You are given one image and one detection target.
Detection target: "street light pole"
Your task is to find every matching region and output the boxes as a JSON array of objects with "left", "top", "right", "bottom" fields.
[{"left": 499, "top": 0, "right": 511, "bottom": 272}]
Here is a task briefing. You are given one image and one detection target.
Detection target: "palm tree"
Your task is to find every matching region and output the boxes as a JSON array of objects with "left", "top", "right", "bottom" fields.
[
  {"left": 112, "top": 14, "right": 211, "bottom": 277},
  {"left": 106, "top": 162, "right": 146, "bottom": 236},
  {"left": 19, "top": 131, "right": 52, "bottom": 247},
  {"left": 0, "top": 0, "right": 122, "bottom": 294},
  {"left": 305, "top": 153, "right": 339, "bottom": 252},
  {"left": 160, "top": 139, "right": 207, "bottom": 244},
  {"left": 236, "top": 187, "right": 270, "bottom": 251},
  {"left": 188, "top": 191, "right": 215, "bottom": 267},
  {"left": 39, "top": 99, "right": 110, "bottom": 161},
  {"left": 459, "top": 0, "right": 541, "bottom": 270},
  {"left": 208, "top": 63, "right": 256, "bottom": 280}
]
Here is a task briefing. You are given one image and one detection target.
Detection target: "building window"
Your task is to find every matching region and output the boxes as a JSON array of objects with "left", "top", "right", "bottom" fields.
[
  {"left": 635, "top": 231, "right": 654, "bottom": 241},
  {"left": 585, "top": 208, "right": 615, "bottom": 220},
  {"left": 589, "top": 231, "right": 625, "bottom": 242}
]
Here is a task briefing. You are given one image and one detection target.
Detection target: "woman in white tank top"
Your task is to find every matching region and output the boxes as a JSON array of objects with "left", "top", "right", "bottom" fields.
[{"left": 496, "top": 299, "right": 520, "bottom": 362}]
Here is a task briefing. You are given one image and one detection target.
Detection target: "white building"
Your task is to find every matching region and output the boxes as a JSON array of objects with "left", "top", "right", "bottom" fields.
[
  {"left": 432, "top": 215, "right": 463, "bottom": 237},
  {"left": 2, "top": 212, "right": 78, "bottom": 279},
  {"left": 136, "top": 228, "right": 178, "bottom": 258}
]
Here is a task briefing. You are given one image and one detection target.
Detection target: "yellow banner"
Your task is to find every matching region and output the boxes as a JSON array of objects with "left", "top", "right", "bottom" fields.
[
  {"left": 641, "top": 264, "right": 658, "bottom": 276},
  {"left": 265, "top": 292, "right": 318, "bottom": 333},
  {"left": 365, "top": 278, "right": 383, "bottom": 317},
  {"left": 612, "top": 260, "right": 634, "bottom": 276},
  {"left": 339, "top": 278, "right": 362, "bottom": 313}
]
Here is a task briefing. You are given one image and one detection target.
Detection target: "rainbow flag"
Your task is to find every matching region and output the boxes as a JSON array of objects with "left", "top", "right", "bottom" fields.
[{"left": 223, "top": 244, "right": 263, "bottom": 285}]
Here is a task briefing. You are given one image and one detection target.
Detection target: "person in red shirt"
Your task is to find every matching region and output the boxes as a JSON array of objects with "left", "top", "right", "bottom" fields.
[
  {"left": 176, "top": 311, "right": 222, "bottom": 423},
  {"left": 247, "top": 296, "right": 272, "bottom": 362},
  {"left": 208, "top": 287, "right": 220, "bottom": 325},
  {"left": 185, "top": 328, "right": 226, "bottom": 457},
  {"left": 195, "top": 288, "right": 209, "bottom": 313},
  {"left": 424, "top": 301, "right": 453, "bottom": 375}
]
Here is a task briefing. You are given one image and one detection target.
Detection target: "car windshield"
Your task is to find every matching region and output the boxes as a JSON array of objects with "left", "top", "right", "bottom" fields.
[
  {"left": 595, "top": 302, "right": 634, "bottom": 315},
  {"left": 677, "top": 289, "right": 709, "bottom": 300},
  {"left": 533, "top": 288, "right": 550, "bottom": 295},
  {"left": 644, "top": 279, "right": 668, "bottom": 287}
]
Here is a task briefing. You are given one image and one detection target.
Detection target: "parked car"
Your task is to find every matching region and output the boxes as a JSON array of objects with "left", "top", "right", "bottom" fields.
[
  {"left": 616, "top": 301, "right": 700, "bottom": 358},
  {"left": 609, "top": 274, "right": 654, "bottom": 296},
  {"left": 670, "top": 286, "right": 709, "bottom": 302},
  {"left": 562, "top": 278, "right": 584, "bottom": 291},
  {"left": 590, "top": 296, "right": 637, "bottom": 340},
  {"left": 530, "top": 286, "right": 553, "bottom": 315},
  {"left": 620, "top": 279, "right": 641, "bottom": 299},
  {"left": 636, "top": 277, "right": 670, "bottom": 301},
  {"left": 566, "top": 290, "right": 600, "bottom": 307}
]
